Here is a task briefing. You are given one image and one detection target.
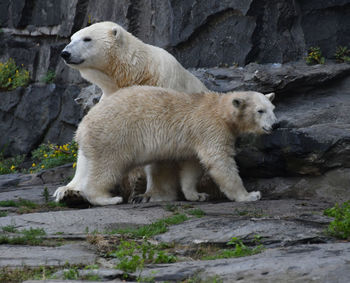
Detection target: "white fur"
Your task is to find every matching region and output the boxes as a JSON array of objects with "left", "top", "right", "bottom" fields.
[
  {"left": 57, "top": 21, "right": 209, "bottom": 203},
  {"left": 55, "top": 86, "right": 276, "bottom": 205}
]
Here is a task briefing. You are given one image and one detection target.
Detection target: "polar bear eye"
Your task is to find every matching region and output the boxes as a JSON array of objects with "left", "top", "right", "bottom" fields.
[
  {"left": 83, "top": 37, "right": 92, "bottom": 42},
  {"left": 258, "top": 109, "right": 265, "bottom": 114}
]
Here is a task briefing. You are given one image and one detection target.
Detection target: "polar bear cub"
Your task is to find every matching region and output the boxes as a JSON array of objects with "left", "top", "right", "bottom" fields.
[{"left": 54, "top": 86, "right": 276, "bottom": 205}]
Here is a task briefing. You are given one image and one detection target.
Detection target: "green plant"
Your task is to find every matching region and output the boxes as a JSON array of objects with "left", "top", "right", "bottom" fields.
[
  {"left": 187, "top": 208, "right": 205, "bottom": 218},
  {"left": 335, "top": 46, "right": 350, "bottom": 63},
  {"left": 110, "top": 214, "right": 188, "bottom": 238},
  {"left": 0, "top": 198, "right": 66, "bottom": 215},
  {"left": 0, "top": 58, "right": 30, "bottom": 90},
  {"left": 306, "top": 47, "right": 325, "bottom": 65},
  {"left": 110, "top": 240, "right": 177, "bottom": 274},
  {"left": 63, "top": 267, "right": 80, "bottom": 280},
  {"left": 324, "top": 201, "right": 350, "bottom": 240},
  {"left": 41, "top": 70, "right": 56, "bottom": 84},
  {"left": 0, "top": 198, "right": 38, "bottom": 209},
  {"left": 0, "top": 266, "right": 56, "bottom": 282},
  {"left": 43, "top": 187, "right": 49, "bottom": 203},
  {"left": 0, "top": 211, "right": 8, "bottom": 217},
  {"left": 0, "top": 153, "right": 25, "bottom": 175},
  {"left": 202, "top": 237, "right": 264, "bottom": 260},
  {"left": 0, "top": 227, "right": 46, "bottom": 245},
  {"left": 31, "top": 141, "right": 78, "bottom": 172},
  {"left": 154, "top": 250, "right": 176, "bottom": 264},
  {"left": 164, "top": 203, "right": 179, "bottom": 212},
  {"left": 2, "top": 225, "right": 18, "bottom": 233}
]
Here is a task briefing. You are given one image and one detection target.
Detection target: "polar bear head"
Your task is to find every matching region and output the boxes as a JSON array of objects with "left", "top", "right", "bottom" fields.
[
  {"left": 60, "top": 22, "right": 146, "bottom": 94},
  {"left": 221, "top": 91, "right": 277, "bottom": 135},
  {"left": 61, "top": 21, "right": 126, "bottom": 70}
]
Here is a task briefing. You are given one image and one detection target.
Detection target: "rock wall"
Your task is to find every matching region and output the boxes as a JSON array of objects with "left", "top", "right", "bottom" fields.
[
  {"left": 1, "top": 0, "right": 350, "bottom": 200},
  {"left": 1, "top": 0, "right": 350, "bottom": 75}
]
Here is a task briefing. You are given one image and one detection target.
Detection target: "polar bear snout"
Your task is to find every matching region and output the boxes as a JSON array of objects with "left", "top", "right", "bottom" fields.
[
  {"left": 60, "top": 47, "right": 85, "bottom": 65},
  {"left": 61, "top": 50, "right": 71, "bottom": 61},
  {"left": 272, "top": 122, "right": 280, "bottom": 130}
]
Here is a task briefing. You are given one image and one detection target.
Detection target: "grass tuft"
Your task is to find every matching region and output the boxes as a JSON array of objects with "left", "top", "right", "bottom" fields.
[
  {"left": 109, "top": 214, "right": 188, "bottom": 238},
  {"left": 324, "top": 201, "right": 350, "bottom": 240},
  {"left": 0, "top": 227, "right": 46, "bottom": 245},
  {"left": 202, "top": 237, "right": 264, "bottom": 260},
  {"left": 187, "top": 208, "right": 205, "bottom": 218}
]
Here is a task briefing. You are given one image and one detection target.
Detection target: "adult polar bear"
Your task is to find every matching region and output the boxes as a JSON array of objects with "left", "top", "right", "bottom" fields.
[
  {"left": 55, "top": 86, "right": 276, "bottom": 206},
  {"left": 56, "top": 21, "right": 208, "bottom": 203}
]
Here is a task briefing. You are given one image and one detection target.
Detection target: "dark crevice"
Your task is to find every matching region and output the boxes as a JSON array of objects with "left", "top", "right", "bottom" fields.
[
  {"left": 17, "top": 0, "right": 36, "bottom": 28},
  {"left": 30, "top": 48, "right": 40, "bottom": 82},
  {"left": 126, "top": 0, "right": 141, "bottom": 35},
  {"left": 71, "top": 0, "right": 89, "bottom": 33},
  {"left": 172, "top": 8, "right": 243, "bottom": 51},
  {"left": 30, "top": 86, "right": 63, "bottom": 154},
  {"left": 245, "top": 0, "right": 266, "bottom": 64}
]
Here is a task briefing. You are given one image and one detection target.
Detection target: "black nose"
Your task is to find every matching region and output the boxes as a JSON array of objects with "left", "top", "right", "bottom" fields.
[
  {"left": 61, "top": 51, "right": 71, "bottom": 61},
  {"left": 272, "top": 122, "right": 280, "bottom": 130}
]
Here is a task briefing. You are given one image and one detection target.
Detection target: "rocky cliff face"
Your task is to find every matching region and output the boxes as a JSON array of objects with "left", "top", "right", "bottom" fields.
[{"left": 1, "top": 0, "right": 350, "bottom": 201}]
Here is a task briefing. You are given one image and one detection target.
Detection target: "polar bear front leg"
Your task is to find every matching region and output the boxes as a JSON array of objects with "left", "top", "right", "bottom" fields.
[
  {"left": 179, "top": 160, "right": 208, "bottom": 201},
  {"left": 199, "top": 149, "right": 261, "bottom": 202},
  {"left": 53, "top": 149, "right": 89, "bottom": 203},
  {"left": 53, "top": 149, "right": 123, "bottom": 206},
  {"left": 81, "top": 159, "right": 124, "bottom": 206}
]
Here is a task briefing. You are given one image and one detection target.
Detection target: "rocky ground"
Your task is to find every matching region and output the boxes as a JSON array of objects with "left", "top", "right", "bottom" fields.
[{"left": 0, "top": 166, "right": 349, "bottom": 283}]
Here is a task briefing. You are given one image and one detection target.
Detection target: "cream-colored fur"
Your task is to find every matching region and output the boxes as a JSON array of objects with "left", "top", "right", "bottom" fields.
[
  {"left": 56, "top": 21, "right": 208, "bottom": 203},
  {"left": 54, "top": 86, "right": 276, "bottom": 205}
]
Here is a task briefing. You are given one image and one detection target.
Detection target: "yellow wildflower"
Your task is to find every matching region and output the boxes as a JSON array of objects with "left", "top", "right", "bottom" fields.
[
  {"left": 10, "top": 165, "right": 16, "bottom": 171},
  {"left": 72, "top": 162, "right": 77, "bottom": 168},
  {"left": 63, "top": 144, "right": 68, "bottom": 151},
  {"left": 74, "top": 153, "right": 77, "bottom": 157},
  {"left": 8, "top": 78, "right": 12, "bottom": 82},
  {"left": 32, "top": 163, "right": 36, "bottom": 167},
  {"left": 41, "top": 165, "right": 45, "bottom": 169},
  {"left": 44, "top": 154, "right": 48, "bottom": 158}
]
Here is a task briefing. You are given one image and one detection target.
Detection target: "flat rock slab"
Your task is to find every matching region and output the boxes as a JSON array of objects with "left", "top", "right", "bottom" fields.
[
  {"left": 139, "top": 242, "right": 350, "bottom": 282},
  {"left": 0, "top": 185, "right": 58, "bottom": 204},
  {"left": 192, "top": 199, "right": 331, "bottom": 219},
  {"left": 0, "top": 165, "right": 74, "bottom": 204},
  {"left": 0, "top": 205, "right": 171, "bottom": 235},
  {"left": 155, "top": 199, "right": 331, "bottom": 247},
  {"left": 155, "top": 216, "right": 328, "bottom": 247},
  {"left": 0, "top": 243, "right": 96, "bottom": 267}
]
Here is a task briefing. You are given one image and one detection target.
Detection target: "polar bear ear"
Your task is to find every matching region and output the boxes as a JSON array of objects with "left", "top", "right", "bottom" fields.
[
  {"left": 232, "top": 98, "right": 245, "bottom": 109},
  {"left": 265, "top": 92, "right": 275, "bottom": 102},
  {"left": 112, "top": 26, "right": 121, "bottom": 39}
]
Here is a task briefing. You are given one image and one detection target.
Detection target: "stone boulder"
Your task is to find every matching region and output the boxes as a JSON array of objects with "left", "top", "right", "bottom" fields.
[{"left": 0, "top": 84, "right": 83, "bottom": 157}]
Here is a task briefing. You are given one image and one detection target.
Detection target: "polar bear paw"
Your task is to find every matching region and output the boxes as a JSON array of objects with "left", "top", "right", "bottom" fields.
[
  {"left": 131, "top": 194, "right": 151, "bottom": 204},
  {"left": 53, "top": 186, "right": 89, "bottom": 207},
  {"left": 236, "top": 191, "right": 261, "bottom": 202},
  {"left": 184, "top": 192, "right": 209, "bottom": 202},
  {"left": 53, "top": 186, "right": 74, "bottom": 202}
]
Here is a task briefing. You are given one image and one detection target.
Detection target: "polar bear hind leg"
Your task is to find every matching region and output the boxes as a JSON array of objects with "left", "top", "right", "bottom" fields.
[
  {"left": 179, "top": 160, "right": 208, "bottom": 201},
  {"left": 132, "top": 163, "right": 179, "bottom": 203}
]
